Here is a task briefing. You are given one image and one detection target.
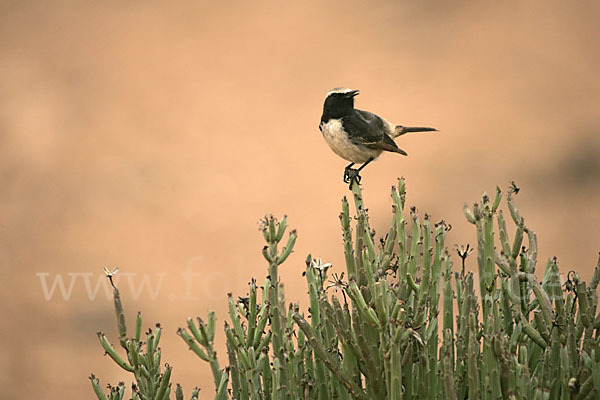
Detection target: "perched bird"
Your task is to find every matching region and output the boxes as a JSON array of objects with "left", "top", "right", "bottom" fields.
[{"left": 319, "top": 88, "right": 437, "bottom": 187}]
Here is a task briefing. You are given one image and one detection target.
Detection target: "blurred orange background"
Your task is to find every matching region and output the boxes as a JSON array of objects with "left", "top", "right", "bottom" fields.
[{"left": 1, "top": 1, "right": 599, "bottom": 398}]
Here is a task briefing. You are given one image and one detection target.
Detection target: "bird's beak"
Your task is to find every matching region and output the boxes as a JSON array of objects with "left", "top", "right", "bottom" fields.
[{"left": 347, "top": 90, "right": 360, "bottom": 97}]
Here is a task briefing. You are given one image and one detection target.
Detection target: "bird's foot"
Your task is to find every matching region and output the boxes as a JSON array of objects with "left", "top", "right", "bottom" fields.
[
  {"left": 343, "top": 166, "right": 354, "bottom": 183},
  {"left": 343, "top": 167, "right": 361, "bottom": 188},
  {"left": 343, "top": 167, "right": 352, "bottom": 183}
]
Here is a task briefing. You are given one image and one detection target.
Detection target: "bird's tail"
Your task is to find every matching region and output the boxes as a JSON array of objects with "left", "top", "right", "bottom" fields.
[{"left": 392, "top": 126, "right": 438, "bottom": 138}]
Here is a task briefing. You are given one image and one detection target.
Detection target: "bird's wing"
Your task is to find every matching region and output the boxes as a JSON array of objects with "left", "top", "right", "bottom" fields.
[
  {"left": 343, "top": 110, "right": 407, "bottom": 155},
  {"left": 354, "top": 109, "right": 381, "bottom": 123},
  {"left": 343, "top": 110, "right": 386, "bottom": 143}
]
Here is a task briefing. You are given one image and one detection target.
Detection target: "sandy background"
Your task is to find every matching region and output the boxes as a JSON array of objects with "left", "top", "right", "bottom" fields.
[{"left": 1, "top": 1, "right": 599, "bottom": 398}]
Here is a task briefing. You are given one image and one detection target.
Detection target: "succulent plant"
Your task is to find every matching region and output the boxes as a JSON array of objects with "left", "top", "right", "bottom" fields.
[{"left": 92, "top": 179, "right": 600, "bottom": 399}]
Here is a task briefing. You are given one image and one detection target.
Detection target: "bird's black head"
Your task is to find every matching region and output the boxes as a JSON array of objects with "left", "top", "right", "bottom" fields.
[{"left": 321, "top": 88, "right": 360, "bottom": 121}]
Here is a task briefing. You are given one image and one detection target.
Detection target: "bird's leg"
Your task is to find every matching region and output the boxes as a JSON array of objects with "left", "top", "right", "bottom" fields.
[
  {"left": 357, "top": 157, "right": 374, "bottom": 174},
  {"left": 346, "top": 157, "right": 374, "bottom": 189},
  {"left": 343, "top": 163, "right": 355, "bottom": 183}
]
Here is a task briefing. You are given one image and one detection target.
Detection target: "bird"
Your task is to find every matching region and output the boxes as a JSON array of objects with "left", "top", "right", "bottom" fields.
[{"left": 319, "top": 88, "right": 437, "bottom": 188}]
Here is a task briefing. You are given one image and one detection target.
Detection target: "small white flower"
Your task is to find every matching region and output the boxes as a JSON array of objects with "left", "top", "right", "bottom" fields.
[
  {"left": 103, "top": 267, "right": 119, "bottom": 277},
  {"left": 455, "top": 244, "right": 473, "bottom": 258},
  {"left": 257, "top": 217, "right": 269, "bottom": 231},
  {"left": 311, "top": 257, "right": 331, "bottom": 271}
]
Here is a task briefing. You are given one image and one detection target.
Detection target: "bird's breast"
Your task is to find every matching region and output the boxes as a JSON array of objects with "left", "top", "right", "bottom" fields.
[{"left": 320, "top": 119, "right": 380, "bottom": 163}]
